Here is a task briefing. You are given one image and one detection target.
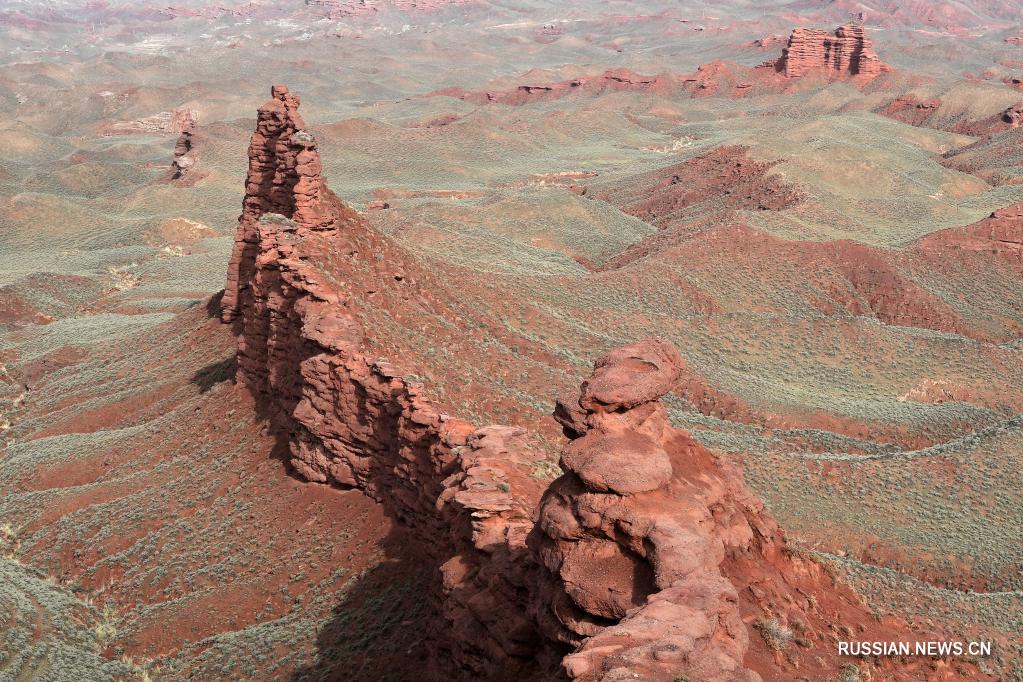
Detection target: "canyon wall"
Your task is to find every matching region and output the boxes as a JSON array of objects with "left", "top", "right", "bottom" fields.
[
  {"left": 770, "top": 23, "right": 889, "bottom": 78},
  {"left": 220, "top": 86, "right": 978, "bottom": 681}
]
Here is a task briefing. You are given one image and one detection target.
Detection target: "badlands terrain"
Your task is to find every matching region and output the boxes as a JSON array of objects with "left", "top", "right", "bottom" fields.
[{"left": 2, "top": 0, "right": 1023, "bottom": 680}]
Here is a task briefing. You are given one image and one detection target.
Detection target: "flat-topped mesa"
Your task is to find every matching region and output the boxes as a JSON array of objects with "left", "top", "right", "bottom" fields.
[
  {"left": 222, "top": 85, "right": 345, "bottom": 322},
  {"left": 771, "top": 23, "right": 889, "bottom": 78}
]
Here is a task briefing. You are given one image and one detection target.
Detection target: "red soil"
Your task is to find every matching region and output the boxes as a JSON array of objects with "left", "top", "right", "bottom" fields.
[
  {"left": 3, "top": 304, "right": 421, "bottom": 678},
  {"left": 216, "top": 85, "right": 991, "bottom": 681}
]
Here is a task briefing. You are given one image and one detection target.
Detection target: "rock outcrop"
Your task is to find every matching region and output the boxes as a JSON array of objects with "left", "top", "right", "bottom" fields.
[
  {"left": 769, "top": 23, "right": 889, "bottom": 78},
  {"left": 878, "top": 94, "right": 943, "bottom": 128},
  {"left": 221, "top": 85, "right": 360, "bottom": 323},
  {"left": 945, "top": 100, "right": 1023, "bottom": 136},
  {"left": 917, "top": 204, "right": 1023, "bottom": 267},
  {"left": 221, "top": 86, "right": 986, "bottom": 681},
  {"left": 535, "top": 340, "right": 962, "bottom": 681},
  {"left": 222, "top": 85, "right": 550, "bottom": 679},
  {"left": 103, "top": 107, "right": 198, "bottom": 136},
  {"left": 1000, "top": 102, "right": 1023, "bottom": 128},
  {"left": 433, "top": 68, "right": 677, "bottom": 107},
  {"left": 535, "top": 340, "right": 756, "bottom": 680},
  {"left": 170, "top": 114, "right": 201, "bottom": 181}
]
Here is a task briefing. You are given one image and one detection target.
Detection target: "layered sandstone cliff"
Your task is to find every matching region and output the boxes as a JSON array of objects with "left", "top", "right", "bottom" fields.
[
  {"left": 220, "top": 86, "right": 982, "bottom": 681},
  {"left": 770, "top": 23, "right": 889, "bottom": 78}
]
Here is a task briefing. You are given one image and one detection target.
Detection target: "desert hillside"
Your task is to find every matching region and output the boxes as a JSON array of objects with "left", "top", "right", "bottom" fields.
[{"left": 1, "top": 2, "right": 1022, "bottom": 680}]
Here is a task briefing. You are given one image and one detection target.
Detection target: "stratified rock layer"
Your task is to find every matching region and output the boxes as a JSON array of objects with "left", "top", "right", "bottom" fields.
[
  {"left": 223, "top": 86, "right": 986, "bottom": 682},
  {"left": 771, "top": 23, "right": 889, "bottom": 78}
]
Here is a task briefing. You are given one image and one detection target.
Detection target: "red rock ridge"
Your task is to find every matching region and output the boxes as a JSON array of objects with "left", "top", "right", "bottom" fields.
[
  {"left": 432, "top": 68, "right": 679, "bottom": 107},
  {"left": 950, "top": 101, "right": 1023, "bottom": 136},
  {"left": 222, "top": 85, "right": 360, "bottom": 323},
  {"left": 426, "top": 51, "right": 888, "bottom": 112},
  {"left": 916, "top": 204, "right": 1023, "bottom": 268},
  {"left": 304, "top": 0, "right": 476, "bottom": 18},
  {"left": 767, "top": 23, "right": 889, "bottom": 79},
  {"left": 221, "top": 86, "right": 985, "bottom": 681},
  {"left": 427, "top": 62, "right": 779, "bottom": 108},
  {"left": 878, "top": 94, "right": 943, "bottom": 128}
]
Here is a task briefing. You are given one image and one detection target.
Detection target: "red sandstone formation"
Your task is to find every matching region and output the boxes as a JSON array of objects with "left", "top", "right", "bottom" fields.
[
  {"left": 680, "top": 60, "right": 758, "bottom": 97},
  {"left": 170, "top": 114, "right": 201, "bottom": 181},
  {"left": 222, "top": 86, "right": 986, "bottom": 681},
  {"left": 536, "top": 340, "right": 757, "bottom": 679},
  {"left": 878, "top": 94, "right": 943, "bottom": 128},
  {"left": 429, "top": 63, "right": 769, "bottom": 108},
  {"left": 433, "top": 68, "right": 677, "bottom": 107},
  {"left": 221, "top": 85, "right": 361, "bottom": 322},
  {"left": 944, "top": 100, "right": 1023, "bottom": 136},
  {"left": 768, "top": 23, "right": 889, "bottom": 78},
  {"left": 538, "top": 342, "right": 991, "bottom": 681},
  {"left": 937, "top": 127, "right": 1023, "bottom": 184},
  {"left": 592, "top": 152, "right": 1015, "bottom": 341},
  {"left": 221, "top": 84, "right": 546, "bottom": 677},
  {"left": 593, "top": 146, "right": 804, "bottom": 271},
  {"left": 169, "top": 108, "right": 198, "bottom": 134},
  {"left": 916, "top": 204, "right": 1023, "bottom": 268},
  {"left": 596, "top": 145, "right": 802, "bottom": 232},
  {"left": 749, "top": 34, "right": 784, "bottom": 49},
  {"left": 171, "top": 130, "right": 193, "bottom": 178},
  {"left": 103, "top": 107, "right": 198, "bottom": 136},
  {"left": 877, "top": 93, "right": 1023, "bottom": 138}
]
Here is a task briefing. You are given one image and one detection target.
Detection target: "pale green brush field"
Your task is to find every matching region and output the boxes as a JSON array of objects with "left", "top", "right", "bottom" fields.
[{"left": 3, "top": 0, "right": 1023, "bottom": 678}]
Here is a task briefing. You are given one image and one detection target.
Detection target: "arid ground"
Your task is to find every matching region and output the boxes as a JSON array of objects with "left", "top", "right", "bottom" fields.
[{"left": 2, "top": 1, "right": 1023, "bottom": 680}]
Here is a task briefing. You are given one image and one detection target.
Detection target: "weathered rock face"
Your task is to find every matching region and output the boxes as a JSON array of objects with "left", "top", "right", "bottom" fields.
[
  {"left": 221, "top": 85, "right": 554, "bottom": 679},
  {"left": 223, "top": 86, "right": 985, "bottom": 682},
  {"left": 535, "top": 341, "right": 780, "bottom": 680},
  {"left": 170, "top": 108, "right": 198, "bottom": 134},
  {"left": 222, "top": 85, "right": 359, "bottom": 322},
  {"left": 771, "top": 23, "right": 889, "bottom": 78},
  {"left": 917, "top": 204, "right": 1023, "bottom": 267},
  {"left": 103, "top": 107, "right": 198, "bottom": 136},
  {"left": 170, "top": 117, "right": 199, "bottom": 180},
  {"left": 535, "top": 340, "right": 756, "bottom": 680},
  {"left": 1001, "top": 102, "right": 1023, "bottom": 128}
]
